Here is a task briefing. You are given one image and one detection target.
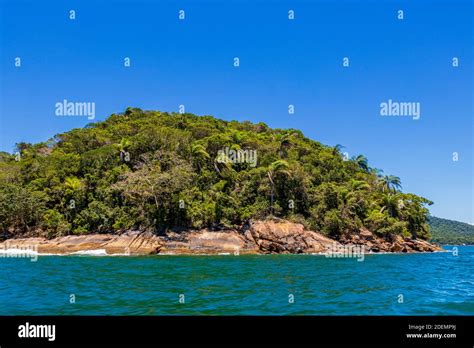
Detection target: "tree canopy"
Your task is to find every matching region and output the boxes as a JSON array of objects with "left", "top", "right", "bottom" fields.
[{"left": 428, "top": 216, "right": 474, "bottom": 245}]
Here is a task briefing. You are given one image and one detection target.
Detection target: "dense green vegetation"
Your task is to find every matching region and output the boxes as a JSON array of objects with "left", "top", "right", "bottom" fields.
[
  {"left": 428, "top": 216, "right": 474, "bottom": 245},
  {"left": 0, "top": 108, "right": 434, "bottom": 240}
]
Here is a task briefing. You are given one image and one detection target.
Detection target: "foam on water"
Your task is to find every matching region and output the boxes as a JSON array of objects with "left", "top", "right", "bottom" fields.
[{"left": 70, "top": 249, "right": 109, "bottom": 256}]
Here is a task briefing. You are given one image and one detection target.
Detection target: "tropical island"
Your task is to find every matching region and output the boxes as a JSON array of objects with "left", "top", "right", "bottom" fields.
[{"left": 0, "top": 107, "right": 462, "bottom": 254}]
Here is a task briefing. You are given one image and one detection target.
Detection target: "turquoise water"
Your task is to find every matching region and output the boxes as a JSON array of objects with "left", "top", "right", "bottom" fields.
[{"left": 0, "top": 246, "right": 473, "bottom": 315}]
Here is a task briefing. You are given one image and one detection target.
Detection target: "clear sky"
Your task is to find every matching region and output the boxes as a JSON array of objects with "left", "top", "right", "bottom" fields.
[{"left": 0, "top": 0, "right": 472, "bottom": 223}]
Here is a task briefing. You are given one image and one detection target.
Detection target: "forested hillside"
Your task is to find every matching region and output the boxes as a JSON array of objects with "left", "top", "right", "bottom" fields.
[
  {"left": 0, "top": 108, "right": 433, "bottom": 240},
  {"left": 429, "top": 216, "right": 474, "bottom": 245}
]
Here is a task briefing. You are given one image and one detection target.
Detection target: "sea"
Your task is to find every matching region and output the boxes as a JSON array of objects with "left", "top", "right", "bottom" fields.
[{"left": 0, "top": 246, "right": 472, "bottom": 315}]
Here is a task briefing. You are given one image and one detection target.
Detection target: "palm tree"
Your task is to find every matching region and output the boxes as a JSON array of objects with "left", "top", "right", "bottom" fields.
[
  {"left": 213, "top": 152, "right": 235, "bottom": 179},
  {"left": 353, "top": 155, "right": 369, "bottom": 171},
  {"left": 370, "top": 168, "right": 384, "bottom": 177},
  {"left": 348, "top": 178, "right": 371, "bottom": 191},
  {"left": 380, "top": 193, "right": 403, "bottom": 218},
  {"left": 332, "top": 144, "right": 345, "bottom": 155},
  {"left": 342, "top": 179, "right": 371, "bottom": 218},
  {"left": 381, "top": 175, "right": 402, "bottom": 192},
  {"left": 267, "top": 160, "right": 290, "bottom": 215},
  {"left": 277, "top": 133, "right": 293, "bottom": 158},
  {"left": 191, "top": 144, "right": 210, "bottom": 170}
]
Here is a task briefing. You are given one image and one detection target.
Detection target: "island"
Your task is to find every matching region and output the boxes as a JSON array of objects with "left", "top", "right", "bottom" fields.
[{"left": 0, "top": 108, "right": 445, "bottom": 255}]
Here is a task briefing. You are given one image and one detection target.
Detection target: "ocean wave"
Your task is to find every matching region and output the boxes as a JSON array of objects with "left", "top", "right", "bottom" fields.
[{"left": 70, "top": 249, "right": 109, "bottom": 256}]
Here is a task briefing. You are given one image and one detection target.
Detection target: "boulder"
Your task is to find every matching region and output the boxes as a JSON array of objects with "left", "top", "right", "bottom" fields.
[
  {"left": 390, "top": 243, "right": 404, "bottom": 252},
  {"left": 160, "top": 230, "right": 259, "bottom": 255},
  {"left": 411, "top": 239, "right": 442, "bottom": 252},
  {"left": 247, "top": 219, "right": 338, "bottom": 254},
  {"left": 359, "top": 228, "right": 374, "bottom": 240}
]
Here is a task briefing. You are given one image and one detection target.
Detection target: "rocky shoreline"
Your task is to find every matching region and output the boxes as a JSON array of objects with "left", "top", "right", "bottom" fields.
[{"left": 0, "top": 219, "right": 443, "bottom": 256}]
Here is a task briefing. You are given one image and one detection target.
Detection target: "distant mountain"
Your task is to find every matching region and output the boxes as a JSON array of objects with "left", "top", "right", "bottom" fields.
[{"left": 428, "top": 216, "right": 474, "bottom": 245}]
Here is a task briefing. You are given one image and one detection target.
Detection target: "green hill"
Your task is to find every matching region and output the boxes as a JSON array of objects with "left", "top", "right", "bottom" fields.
[
  {"left": 428, "top": 216, "right": 474, "bottom": 245},
  {"left": 0, "top": 108, "right": 434, "bottom": 241}
]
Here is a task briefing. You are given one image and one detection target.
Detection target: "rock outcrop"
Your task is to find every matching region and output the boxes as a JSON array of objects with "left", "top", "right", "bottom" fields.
[
  {"left": 159, "top": 230, "right": 259, "bottom": 255},
  {"left": 0, "top": 219, "right": 442, "bottom": 255},
  {"left": 247, "top": 219, "right": 338, "bottom": 254},
  {"left": 339, "top": 228, "right": 442, "bottom": 253},
  {"left": 0, "top": 231, "right": 163, "bottom": 255}
]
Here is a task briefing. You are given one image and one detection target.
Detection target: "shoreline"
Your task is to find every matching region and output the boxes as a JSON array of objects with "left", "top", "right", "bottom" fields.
[
  {"left": 0, "top": 249, "right": 449, "bottom": 258},
  {"left": 0, "top": 219, "right": 443, "bottom": 256}
]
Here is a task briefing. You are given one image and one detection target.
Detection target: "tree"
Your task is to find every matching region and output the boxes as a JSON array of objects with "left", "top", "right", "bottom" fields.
[
  {"left": 402, "top": 194, "right": 433, "bottom": 239},
  {"left": 213, "top": 152, "right": 235, "bottom": 179},
  {"left": 267, "top": 160, "right": 290, "bottom": 215},
  {"left": 380, "top": 193, "right": 402, "bottom": 218},
  {"left": 277, "top": 133, "right": 293, "bottom": 158},
  {"left": 191, "top": 144, "right": 210, "bottom": 170},
  {"left": 370, "top": 168, "right": 384, "bottom": 177},
  {"left": 353, "top": 155, "right": 369, "bottom": 171},
  {"left": 347, "top": 178, "right": 371, "bottom": 192},
  {"left": 380, "top": 175, "right": 402, "bottom": 192},
  {"left": 0, "top": 184, "right": 46, "bottom": 232},
  {"left": 112, "top": 154, "right": 195, "bottom": 230},
  {"left": 332, "top": 144, "right": 345, "bottom": 156}
]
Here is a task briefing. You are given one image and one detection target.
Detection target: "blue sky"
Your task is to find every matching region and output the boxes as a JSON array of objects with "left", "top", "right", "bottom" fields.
[{"left": 0, "top": 0, "right": 472, "bottom": 223}]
